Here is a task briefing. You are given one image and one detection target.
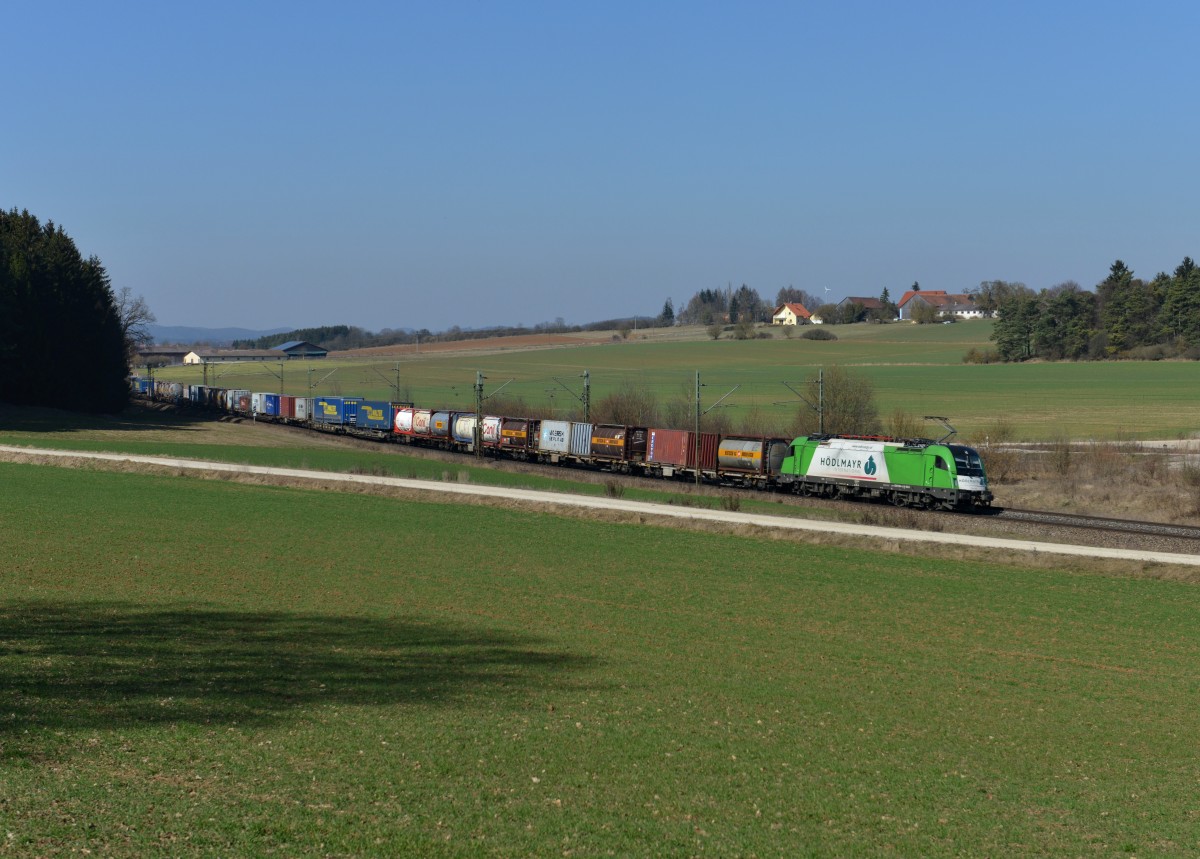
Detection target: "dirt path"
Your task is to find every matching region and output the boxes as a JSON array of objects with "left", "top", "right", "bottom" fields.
[{"left": 4, "top": 445, "right": 1199, "bottom": 569}]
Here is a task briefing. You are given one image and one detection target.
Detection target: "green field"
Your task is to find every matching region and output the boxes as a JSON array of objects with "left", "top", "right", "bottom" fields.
[
  {"left": 0, "top": 404, "right": 838, "bottom": 522},
  {"left": 148, "top": 323, "right": 1200, "bottom": 440},
  {"left": 4, "top": 461, "right": 1200, "bottom": 856}
]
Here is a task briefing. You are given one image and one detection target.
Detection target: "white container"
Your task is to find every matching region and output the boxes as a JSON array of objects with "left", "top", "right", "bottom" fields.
[{"left": 539, "top": 420, "right": 571, "bottom": 454}]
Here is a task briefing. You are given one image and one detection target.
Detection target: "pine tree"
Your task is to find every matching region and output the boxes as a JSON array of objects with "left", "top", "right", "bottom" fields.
[{"left": 0, "top": 209, "right": 129, "bottom": 412}]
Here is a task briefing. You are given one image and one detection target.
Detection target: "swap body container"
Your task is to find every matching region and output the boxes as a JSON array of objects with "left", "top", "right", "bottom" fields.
[
  {"left": 252, "top": 393, "right": 280, "bottom": 417},
  {"left": 356, "top": 400, "right": 393, "bottom": 431},
  {"left": 312, "top": 397, "right": 362, "bottom": 426},
  {"left": 312, "top": 396, "right": 344, "bottom": 425},
  {"left": 279, "top": 396, "right": 296, "bottom": 419},
  {"left": 294, "top": 397, "right": 313, "bottom": 422}
]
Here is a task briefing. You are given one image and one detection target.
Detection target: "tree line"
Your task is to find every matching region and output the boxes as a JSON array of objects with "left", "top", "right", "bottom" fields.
[
  {"left": 988, "top": 258, "right": 1200, "bottom": 361},
  {"left": 676, "top": 284, "right": 909, "bottom": 327},
  {"left": 0, "top": 209, "right": 146, "bottom": 412},
  {"left": 231, "top": 313, "right": 684, "bottom": 352}
]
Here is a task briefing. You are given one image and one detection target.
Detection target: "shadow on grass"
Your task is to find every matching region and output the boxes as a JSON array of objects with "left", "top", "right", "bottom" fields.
[
  {"left": 0, "top": 401, "right": 212, "bottom": 435},
  {"left": 0, "top": 601, "right": 597, "bottom": 755}
]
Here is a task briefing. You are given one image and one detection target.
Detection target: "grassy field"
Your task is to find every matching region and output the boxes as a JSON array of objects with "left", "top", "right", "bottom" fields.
[
  {"left": 3, "top": 461, "right": 1200, "bottom": 856},
  {"left": 0, "top": 404, "right": 839, "bottom": 523},
  {"left": 146, "top": 323, "right": 1200, "bottom": 440}
]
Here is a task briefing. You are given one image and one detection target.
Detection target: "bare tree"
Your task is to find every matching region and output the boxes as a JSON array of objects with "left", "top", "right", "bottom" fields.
[
  {"left": 114, "top": 287, "right": 156, "bottom": 355},
  {"left": 591, "top": 382, "right": 661, "bottom": 426},
  {"left": 775, "top": 285, "right": 820, "bottom": 311},
  {"left": 793, "top": 365, "right": 880, "bottom": 436}
]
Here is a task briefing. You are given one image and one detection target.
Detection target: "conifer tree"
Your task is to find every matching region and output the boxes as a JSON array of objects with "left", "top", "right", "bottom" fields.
[{"left": 0, "top": 209, "right": 129, "bottom": 412}]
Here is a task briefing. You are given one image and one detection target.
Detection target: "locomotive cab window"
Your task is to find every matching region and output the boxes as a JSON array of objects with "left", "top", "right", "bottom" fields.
[
  {"left": 934, "top": 456, "right": 949, "bottom": 470},
  {"left": 948, "top": 445, "right": 984, "bottom": 476}
]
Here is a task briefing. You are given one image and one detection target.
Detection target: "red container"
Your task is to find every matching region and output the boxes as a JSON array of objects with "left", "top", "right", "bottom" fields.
[
  {"left": 694, "top": 433, "right": 720, "bottom": 470},
  {"left": 279, "top": 396, "right": 296, "bottom": 419},
  {"left": 647, "top": 429, "right": 719, "bottom": 470},
  {"left": 647, "top": 428, "right": 689, "bottom": 466}
]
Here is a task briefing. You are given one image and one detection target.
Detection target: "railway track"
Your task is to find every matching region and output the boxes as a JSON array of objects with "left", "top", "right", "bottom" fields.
[
  {"left": 991, "top": 508, "right": 1200, "bottom": 542},
  {"left": 141, "top": 399, "right": 1200, "bottom": 552}
]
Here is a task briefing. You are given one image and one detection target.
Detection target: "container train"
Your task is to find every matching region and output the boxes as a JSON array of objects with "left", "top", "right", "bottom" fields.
[{"left": 131, "top": 377, "right": 993, "bottom": 511}]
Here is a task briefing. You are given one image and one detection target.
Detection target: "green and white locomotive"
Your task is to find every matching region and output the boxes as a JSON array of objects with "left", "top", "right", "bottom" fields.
[{"left": 779, "top": 434, "right": 993, "bottom": 510}]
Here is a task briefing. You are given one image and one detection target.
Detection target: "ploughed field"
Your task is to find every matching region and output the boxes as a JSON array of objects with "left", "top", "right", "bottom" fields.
[{"left": 3, "top": 459, "right": 1200, "bottom": 856}]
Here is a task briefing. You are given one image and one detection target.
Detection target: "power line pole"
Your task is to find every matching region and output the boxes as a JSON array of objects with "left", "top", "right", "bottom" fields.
[
  {"left": 694, "top": 371, "right": 701, "bottom": 486},
  {"left": 780, "top": 367, "right": 824, "bottom": 434},
  {"left": 552, "top": 372, "right": 590, "bottom": 421},
  {"left": 817, "top": 367, "right": 824, "bottom": 434},
  {"left": 475, "top": 371, "right": 484, "bottom": 459},
  {"left": 693, "top": 370, "right": 739, "bottom": 487}
]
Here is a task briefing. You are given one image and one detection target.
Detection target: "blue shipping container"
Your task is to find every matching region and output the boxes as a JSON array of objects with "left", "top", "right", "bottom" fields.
[
  {"left": 357, "top": 400, "right": 392, "bottom": 430},
  {"left": 313, "top": 397, "right": 346, "bottom": 424}
]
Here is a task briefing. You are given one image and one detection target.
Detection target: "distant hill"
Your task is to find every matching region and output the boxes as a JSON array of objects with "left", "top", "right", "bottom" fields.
[{"left": 148, "top": 325, "right": 293, "bottom": 347}]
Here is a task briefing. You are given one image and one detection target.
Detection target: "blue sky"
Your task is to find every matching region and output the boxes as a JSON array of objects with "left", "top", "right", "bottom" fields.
[{"left": 5, "top": 1, "right": 1197, "bottom": 332}]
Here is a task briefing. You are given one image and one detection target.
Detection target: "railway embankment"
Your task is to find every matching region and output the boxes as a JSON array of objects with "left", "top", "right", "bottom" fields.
[{"left": 3, "top": 444, "right": 1198, "bottom": 571}]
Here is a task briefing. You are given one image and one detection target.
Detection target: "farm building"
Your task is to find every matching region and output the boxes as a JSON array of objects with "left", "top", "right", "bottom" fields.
[
  {"left": 135, "top": 347, "right": 189, "bottom": 367},
  {"left": 273, "top": 340, "right": 328, "bottom": 359},
  {"left": 183, "top": 349, "right": 283, "bottom": 364},
  {"left": 896, "top": 290, "right": 984, "bottom": 321},
  {"left": 837, "top": 297, "right": 886, "bottom": 318},
  {"left": 771, "top": 303, "right": 811, "bottom": 325}
]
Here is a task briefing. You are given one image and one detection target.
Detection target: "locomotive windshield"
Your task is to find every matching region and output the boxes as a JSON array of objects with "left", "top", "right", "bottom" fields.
[{"left": 948, "top": 445, "right": 985, "bottom": 477}]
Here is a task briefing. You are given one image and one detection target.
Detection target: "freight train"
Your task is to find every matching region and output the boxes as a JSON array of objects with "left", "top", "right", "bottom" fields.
[{"left": 131, "top": 378, "right": 994, "bottom": 511}]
